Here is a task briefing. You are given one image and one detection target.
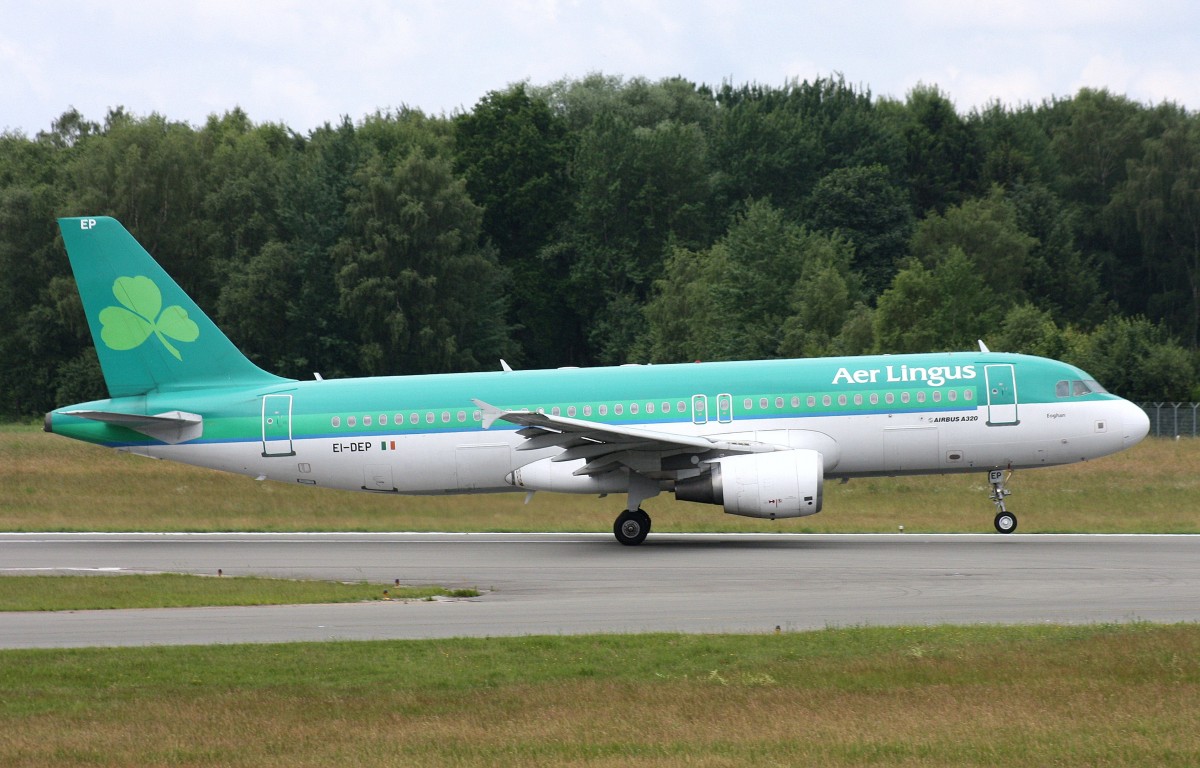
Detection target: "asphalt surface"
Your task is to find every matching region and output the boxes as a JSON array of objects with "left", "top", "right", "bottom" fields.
[{"left": 2, "top": 532, "right": 1199, "bottom": 648}]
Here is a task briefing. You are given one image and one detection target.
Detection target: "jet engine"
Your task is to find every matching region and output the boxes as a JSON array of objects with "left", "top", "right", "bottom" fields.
[{"left": 675, "top": 449, "right": 824, "bottom": 519}]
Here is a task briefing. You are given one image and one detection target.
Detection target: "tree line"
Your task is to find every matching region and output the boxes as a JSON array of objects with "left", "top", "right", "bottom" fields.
[{"left": 1, "top": 74, "right": 1198, "bottom": 418}]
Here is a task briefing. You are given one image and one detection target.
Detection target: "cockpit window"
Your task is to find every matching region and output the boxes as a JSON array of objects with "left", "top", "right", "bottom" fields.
[{"left": 1059, "top": 379, "right": 1109, "bottom": 397}]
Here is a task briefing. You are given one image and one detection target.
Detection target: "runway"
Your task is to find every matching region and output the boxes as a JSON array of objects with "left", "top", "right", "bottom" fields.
[{"left": 3, "top": 532, "right": 1199, "bottom": 648}]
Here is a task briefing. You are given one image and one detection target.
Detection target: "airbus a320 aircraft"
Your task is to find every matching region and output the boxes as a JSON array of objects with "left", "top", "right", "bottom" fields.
[{"left": 45, "top": 217, "right": 1151, "bottom": 544}]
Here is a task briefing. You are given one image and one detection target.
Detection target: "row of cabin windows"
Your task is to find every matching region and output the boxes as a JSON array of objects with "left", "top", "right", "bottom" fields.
[
  {"left": 744, "top": 388, "right": 974, "bottom": 410},
  {"left": 332, "top": 410, "right": 482, "bottom": 429},
  {"left": 327, "top": 388, "right": 976, "bottom": 430}
]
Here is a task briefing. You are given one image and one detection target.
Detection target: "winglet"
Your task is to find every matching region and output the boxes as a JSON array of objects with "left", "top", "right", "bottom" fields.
[{"left": 472, "top": 399, "right": 504, "bottom": 429}]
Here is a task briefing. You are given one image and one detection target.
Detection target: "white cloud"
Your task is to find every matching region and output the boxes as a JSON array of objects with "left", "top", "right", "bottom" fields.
[{"left": 1, "top": 0, "right": 1198, "bottom": 135}]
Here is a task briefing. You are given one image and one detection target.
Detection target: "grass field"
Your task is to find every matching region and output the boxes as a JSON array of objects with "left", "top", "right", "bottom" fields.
[
  {"left": 0, "top": 573, "right": 476, "bottom": 611},
  {"left": 2, "top": 624, "right": 1198, "bottom": 767},
  {"left": 3, "top": 424, "right": 1198, "bottom": 533}
]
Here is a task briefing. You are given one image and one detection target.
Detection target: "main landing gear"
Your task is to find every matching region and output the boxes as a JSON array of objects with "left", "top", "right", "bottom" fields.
[
  {"left": 989, "top": 469, "right": 1017, "bottom": 533},
  {"left": 613, "top": 472, "right": 660, "bottom": 546},
  {"left": 614, "top": 508, "right": 651, "bottom": 546}
]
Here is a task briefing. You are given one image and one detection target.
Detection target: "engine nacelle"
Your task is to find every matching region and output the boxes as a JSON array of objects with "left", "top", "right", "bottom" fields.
[{"left": 675, "top": 449, "right": 824, "bottom": 519}]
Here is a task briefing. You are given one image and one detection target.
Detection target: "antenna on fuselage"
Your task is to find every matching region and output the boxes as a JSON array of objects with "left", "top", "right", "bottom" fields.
[{"left": 977, "top": 340, "right": 991, "bottom": 353}]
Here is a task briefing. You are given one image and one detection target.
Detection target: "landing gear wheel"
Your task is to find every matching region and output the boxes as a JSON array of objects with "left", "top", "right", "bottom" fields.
[
  {"left": 614, "top": 508, "right": 651, "bottom": 546},
  {"left": 994, "top": 511, "right": 1017, "bottom": 534}
]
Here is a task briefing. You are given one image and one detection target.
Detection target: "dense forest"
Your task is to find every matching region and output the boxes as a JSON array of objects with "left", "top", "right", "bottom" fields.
[{"left": 1, "top": 75, "right": 1198, "bottom": 418}]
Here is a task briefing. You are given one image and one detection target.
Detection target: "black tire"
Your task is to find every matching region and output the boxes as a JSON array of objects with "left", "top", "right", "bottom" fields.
[
  {"left": 614, "top": 509, "right": 651, "bottom": 546},
  {"left": 994, "top": 511, "right": 1018, "bottom": 534}
]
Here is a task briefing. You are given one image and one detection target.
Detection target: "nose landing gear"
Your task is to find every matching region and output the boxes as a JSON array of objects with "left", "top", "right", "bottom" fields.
[{"left": 989, "top": 469, "right": 1017, "bottom": 533}]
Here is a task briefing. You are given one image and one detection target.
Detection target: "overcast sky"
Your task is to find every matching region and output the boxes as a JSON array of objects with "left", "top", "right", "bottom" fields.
[{"left": 3, "top": 1, "right": 1197, "bottom": 136}]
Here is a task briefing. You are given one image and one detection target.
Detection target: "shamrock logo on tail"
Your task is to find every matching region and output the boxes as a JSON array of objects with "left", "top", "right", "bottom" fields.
[{"left": 99, "top": 276, "right": 200, "bottom": 361}]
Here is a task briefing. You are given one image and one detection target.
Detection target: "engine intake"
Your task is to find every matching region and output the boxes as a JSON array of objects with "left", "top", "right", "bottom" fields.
[{"left": 675, "top": 449, "right": 824, "bottom": 519}]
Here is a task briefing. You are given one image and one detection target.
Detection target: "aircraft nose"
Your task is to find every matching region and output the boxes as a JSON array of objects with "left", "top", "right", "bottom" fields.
[{"left": 1121, "top": 400, "right": 1150, "bottom": 447}]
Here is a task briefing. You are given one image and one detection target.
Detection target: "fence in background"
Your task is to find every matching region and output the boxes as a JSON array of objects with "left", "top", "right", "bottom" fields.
[{"left": 1137, "top": 403, "right": 1200, "bottom": 438}]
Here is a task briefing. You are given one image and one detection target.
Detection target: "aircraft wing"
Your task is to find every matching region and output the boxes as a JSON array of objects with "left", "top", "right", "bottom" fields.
[{"left": 473, "top": 399, "right": 774, "bottom": 476}]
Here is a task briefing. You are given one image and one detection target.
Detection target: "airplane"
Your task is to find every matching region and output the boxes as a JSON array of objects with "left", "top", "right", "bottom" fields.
[{"left": 44, "top": 216, "right": 1151, "bottom": 545}]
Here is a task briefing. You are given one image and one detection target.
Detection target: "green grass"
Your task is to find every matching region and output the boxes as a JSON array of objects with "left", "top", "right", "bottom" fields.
[
  {"left": 1, "top": 624, "right": 1198, "bottom": 766},
  {"left": 3, "top": 423, "right": 1198, "bottom": 533},
  {"left": 0, "top": 573, "right": 478, "bottom": 611}
]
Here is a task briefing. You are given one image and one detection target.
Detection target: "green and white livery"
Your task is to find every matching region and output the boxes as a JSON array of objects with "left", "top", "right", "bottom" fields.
[{"left": 46, "top": 217, "right": 1150, "bottom": 544}]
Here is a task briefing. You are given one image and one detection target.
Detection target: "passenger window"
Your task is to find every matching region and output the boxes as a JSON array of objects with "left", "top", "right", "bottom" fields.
[
  {"left": 568, "top": 406, "right": 577, "bottom": 417},
  {"left": 410, "top": 413, "right": 419, "bottom": 425},
  {"left": 744, "top": 398, "right": 753, "bottom": 410},
  {"left": 331, "top": 416, "right": 341, "bottom": 428},
  {"left": 822, "top": 395, "right": 832, "bottom": 407},
  {"left": 348, "top": 416, "right": 357, "bottom": 427},
  {"left": 614, "top": 404, "right": 624, "bottom": 415},
  {"left": 759, "top": 397, "right": 768, "bottom": 409},
  {"left": 363, "top": 415, "right": 372, "bottom": 427},
  {"left": 838, "top": 395, "right": 847, "bottom": 406},
  {"left": 901, "top": 392, "right": 910, "bottom": 404},
  {"left": 599, "top": 405, "right": 608, "bottom": 416},
  {"left": 807, "top": 396, "right": 816, "bottom": 408},
  {"left": 932, "top": 391, "right": 942, "bottom": 402},
  {"left": 870, "top": 393, "right": 879, "bottom": 405},
  {"left": 583, "top": 405, "right": 592, "bottom": 417},
  {"left": 853, "top": 394, "right": 863, "bottom": 406},
  {"left": 630, "top": 403, "right": 639, "bottom": 415}
]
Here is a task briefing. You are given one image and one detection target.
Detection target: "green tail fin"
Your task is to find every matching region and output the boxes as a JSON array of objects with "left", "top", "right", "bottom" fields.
[{"left": 59, "top": 216, "right": 290, "bottom": 396}]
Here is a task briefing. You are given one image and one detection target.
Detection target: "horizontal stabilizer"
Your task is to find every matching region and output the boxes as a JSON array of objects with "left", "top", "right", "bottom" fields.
[{"left": 63, "top": 410, "right": 203, "bottom": 444}]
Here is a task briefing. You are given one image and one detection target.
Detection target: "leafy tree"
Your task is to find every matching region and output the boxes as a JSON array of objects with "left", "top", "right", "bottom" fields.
[
  {"left": 332, "top": 149, "right": 512, "bottom": 375},
  {"left": 1119, "top": 113, "right": 1200, "bottom": 346},
  {"left": 874, "top": 249, "right": 1000, "bottom": 353},
  {"left": 888, "top": 84, "right": 981, "bottom": 214},
  {"left": 641, "top": 199, "right": 860, "bottom": 362},
  {"left": 454, "top": 84, "right": 576, "bottom": 368},
  {"left": 805, "top": 163, "right": 913, "bottom": 293},
  {"left": 1063, "top": 315, "right": 1195, "bottom": 401},
  {"left": 910, "top": 186, "right": 1036, "bottom": 302}
]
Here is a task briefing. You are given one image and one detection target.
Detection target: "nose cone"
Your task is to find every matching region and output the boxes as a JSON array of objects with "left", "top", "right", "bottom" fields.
[{"left": 1121, "top": 400, "right": 1151, "bottom": 447}]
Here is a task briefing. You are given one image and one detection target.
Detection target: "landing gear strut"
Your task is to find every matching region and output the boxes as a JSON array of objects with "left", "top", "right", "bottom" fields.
[
  {"left": 614, "top": 508, "right": 651, "bottom": 546},
  {"left": 989, "top": 469, "right": 1017, "bottom": 533}
]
